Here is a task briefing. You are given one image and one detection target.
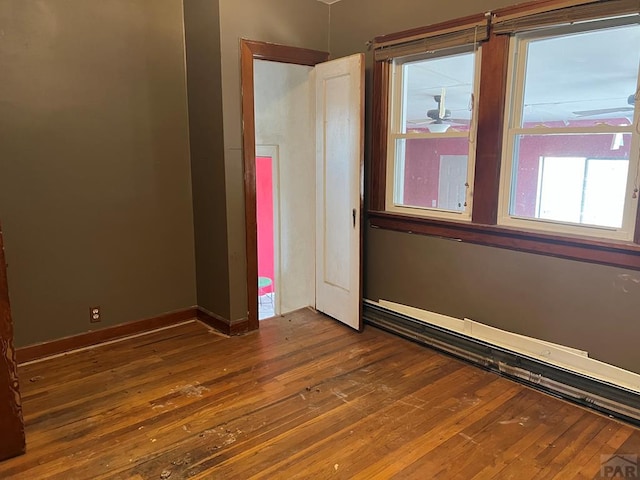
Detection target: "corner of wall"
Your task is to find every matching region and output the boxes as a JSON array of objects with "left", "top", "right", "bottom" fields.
[{"left": 183, "top": 0, "right": 232, "bottom": 320}]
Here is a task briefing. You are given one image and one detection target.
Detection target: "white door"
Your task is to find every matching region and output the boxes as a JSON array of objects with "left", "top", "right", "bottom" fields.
[
  {"left": 438, "top": 154, "right": 468, "bottom": 211},
  {"left": 314, "top": 54, "right": 364, "bottom": 331}
]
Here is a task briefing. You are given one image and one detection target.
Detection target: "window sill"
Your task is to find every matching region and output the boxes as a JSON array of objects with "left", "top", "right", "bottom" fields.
[{"left": 368, "top": 210, "right": 640, "bottom": 270}]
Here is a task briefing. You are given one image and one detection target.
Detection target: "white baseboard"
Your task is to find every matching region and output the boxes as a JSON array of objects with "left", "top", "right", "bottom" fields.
[{"left": 370, "top": 299, "right": 640, "bottom": 394}]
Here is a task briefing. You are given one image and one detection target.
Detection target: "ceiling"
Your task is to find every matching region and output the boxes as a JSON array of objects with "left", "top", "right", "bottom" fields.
[{"left": 404, "top": 22, "right": 640, "bottom": 128}]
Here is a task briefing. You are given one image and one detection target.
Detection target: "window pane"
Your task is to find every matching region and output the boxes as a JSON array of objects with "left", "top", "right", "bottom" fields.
[
  {"left": 521, "top": 23, "right": 640, "bottom": 128},
  {"left": 537, "top": 156, "right": 585, "bottom": 223},
  {"left": 509, "top": 133, "right": 631, "bottom": 228},
  {"left": 402, "top": 52, "right": 476, "bottom": 134},
  {"left": 583, "top": 159, "right": 628, "bottom": 228},
  {"left": 394, "top": 138, "right": 469, "bottom": 211}
]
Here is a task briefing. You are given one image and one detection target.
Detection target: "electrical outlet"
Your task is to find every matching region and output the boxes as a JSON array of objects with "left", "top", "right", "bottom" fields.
[{"left": 90, "top": 306, "right": 101, "bottom": 323}]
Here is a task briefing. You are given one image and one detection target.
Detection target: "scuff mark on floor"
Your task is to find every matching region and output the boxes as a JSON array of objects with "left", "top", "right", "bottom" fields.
[
  {"left": 198, "top": 426, "right": 242, "bottom": 448},
  {"left": 459, "top": 433, "right": 479, "bottom": 445},
  {"left": 378, "top": 384, "right": 393, "bottom": 394},
  {"left": 170, "top": 382, "right": 210, "bottom": 398},
  {"left": 396, "top": 399, "right": 425, "bottom": 410},
  {"left": 171, "top": 453, "right": 192, "bottom": 466},
  {"left": 331, "top": 389, "right": 349, "bottom": 403},
  {"left": 152, "top": 401, "right": 174, "bottom": 410},
  {"left": 349, "top": 347, "right": 368, "bottom": 359},
  {"left": 499, "top": 416, "right": 530, "bottom": 426}
]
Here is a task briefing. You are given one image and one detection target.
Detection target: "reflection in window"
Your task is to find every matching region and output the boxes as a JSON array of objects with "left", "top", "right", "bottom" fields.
[
  {"left": 395, "top": 139, "right": 469, "bottom": 211},
  {"left": 521, "top": 24, "right": 640, "bottom": 127},
  {"left": 510, "top": 134, "right": 631, "bottom": 229},
  {"left": 388, "top": 47, "right": 479, "bottom": 219},
  {"left": 501, "top": 19, "right": 640, "bottom": 239},
  {"left": 535, "top": 156, "right": 628, "bottom": 228}
]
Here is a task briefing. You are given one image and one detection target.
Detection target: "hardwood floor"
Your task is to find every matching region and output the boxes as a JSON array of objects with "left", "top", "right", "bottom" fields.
[{"left": 0, "top": 309, "right": 638, "bottom": 479}]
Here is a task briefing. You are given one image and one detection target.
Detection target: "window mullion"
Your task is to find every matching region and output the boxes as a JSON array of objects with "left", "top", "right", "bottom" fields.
[
  {"left": 370, "top": 59, "right": 390, "bottom": 212},
  {"left": 472, "top": 34, "right": 511, "bottom": 224}
]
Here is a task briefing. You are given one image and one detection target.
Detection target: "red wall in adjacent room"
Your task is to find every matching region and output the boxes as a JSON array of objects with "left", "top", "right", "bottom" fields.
[
  {"left": 256, "top": 156, "right": 274, "bottom": 294},
  {"left": 512, "top": 130, "right": 631, "bottom": 216},
  {"left": 403, "top": 136, "right": 469, "bottom": 208},
  {"left": 402, "top": 121, "right": 631, "bottom": 214}
]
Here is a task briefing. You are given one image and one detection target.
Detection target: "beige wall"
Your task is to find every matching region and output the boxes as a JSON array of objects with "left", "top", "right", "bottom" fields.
[
  {"left": 329, "top": 0, "right": 640, "bottom": 373},
  {"left": 0, "top": 0, "right": 197, "bottom": 346}
]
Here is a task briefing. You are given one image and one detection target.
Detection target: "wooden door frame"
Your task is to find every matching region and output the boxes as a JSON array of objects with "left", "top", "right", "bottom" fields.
[
  {"left": 0, "top": 223, "right": 25, "bottom": 461},
  {"left": 240, "top": 39, "right": 329, "bottom": 330}
]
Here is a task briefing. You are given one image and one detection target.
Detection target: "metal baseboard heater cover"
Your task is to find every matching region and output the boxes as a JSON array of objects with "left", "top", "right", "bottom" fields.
[{"left": 363, "top": 302, "right": 640, "bottom": 426}]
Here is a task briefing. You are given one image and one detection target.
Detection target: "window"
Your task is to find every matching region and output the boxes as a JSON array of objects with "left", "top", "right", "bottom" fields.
[
  {"left": 499, "top": 20, "right": 640, "bottom": 240},
  {"left": 386, "top": 47, "right": 480, "bottom": 220},
  {"left": 370, "top": 4, "right": 640, "bottom": 270}
]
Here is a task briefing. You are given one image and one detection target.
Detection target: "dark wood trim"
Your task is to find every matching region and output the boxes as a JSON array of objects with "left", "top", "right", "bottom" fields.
[
  {"left": 16, "top": 307, "right": 198, "bottom": 364},
  {"left": 196, "top": 307, "right": 249, "bottom": 336},
  {"left": 229, "top": 318, "right": 250, "bottom": 336},
  {"left": 369, "top": 35, "right": 512, "bottom": 221},
  {"left": 241, "top": 40, "right": 330, "bottom": 66},
  {"left": 491, "top": 0, "right": 599, "bottom": 20},
  {"left": 369, "top": 211, "right": 640, "bottom": 270},
  {"left": 240, "top": 39, "right": 329, "bottom": 332},
  {"left": 373, "top": 13, "right": 489, "bottom": 45},
  {"left": 472, "top": 34, "right": 510, "bottom": 225},
  {"left": 240, "top": 39, "right": 259, "bottom": 333},
  {"left": 0, "top": 223, "right": 25, "bottom": 461},
  {"left": 368, "top": 17, "right": 640, "bottom": 259},
  {"left": 370, "top": 60, "right": 390, "bottom": 212},
  {"left": 195, "top": 307, "right": 229, "bottom": 335}
]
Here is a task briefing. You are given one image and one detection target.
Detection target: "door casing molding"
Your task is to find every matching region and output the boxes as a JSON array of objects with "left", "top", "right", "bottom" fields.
[{"left": 240, "top": 39, "right": 329, "bottom": 330}]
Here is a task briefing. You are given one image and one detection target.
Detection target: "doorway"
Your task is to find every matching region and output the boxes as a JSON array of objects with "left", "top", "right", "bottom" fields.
[
  {"left": 241, "top": 40, "right": 364, "bottom": 332},
  {"left": 253, "top": 59, "right": 318, "bottom": 321},
  {"left": 240, "top": 40, "right": 329, "bottom": 330}
]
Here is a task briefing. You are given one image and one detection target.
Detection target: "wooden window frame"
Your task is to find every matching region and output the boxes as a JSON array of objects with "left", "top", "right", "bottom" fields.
[
  {"left": 369, "top": 3, "right": 640, "bottom": 271},
  {"left": 498, "top": 19, "right": 640, "bottom": 242},
  {"left": 384, "top": 45, "right": 481, "bottom": 222}
]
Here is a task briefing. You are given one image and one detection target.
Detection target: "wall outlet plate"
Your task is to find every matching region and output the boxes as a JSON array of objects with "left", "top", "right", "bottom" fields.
[{"left": 90, "top": 306, "right": 101, "bottom": 323}]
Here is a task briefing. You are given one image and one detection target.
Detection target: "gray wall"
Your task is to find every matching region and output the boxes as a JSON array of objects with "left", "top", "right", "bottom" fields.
[
  {"left": 0, "top": 0, "right": 197, "bottom": 346},
  {"left": 183, "top": 0, "right": 231, "bottom": 319},
  {"left": 184, "top": 0, "right": 329, "bottom": 322},
  {"left": 4, "top": 0, "right": 637, "bottom": 374},
  {"left": 216, "top": 0, "right": 329, "bottom": 321},
  {"left": 329, "top": 0, "right": 640, "bottom": 373}
]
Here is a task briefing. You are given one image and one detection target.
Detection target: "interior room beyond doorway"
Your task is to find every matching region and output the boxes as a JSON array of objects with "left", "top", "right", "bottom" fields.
[{"left": 253, "top": 60, "right": 316, "bottom": 320}]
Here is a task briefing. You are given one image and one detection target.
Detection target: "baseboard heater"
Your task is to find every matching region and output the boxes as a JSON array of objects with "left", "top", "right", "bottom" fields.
[{"left": 363, "top": 301, "right": 640, "bottom": 427}]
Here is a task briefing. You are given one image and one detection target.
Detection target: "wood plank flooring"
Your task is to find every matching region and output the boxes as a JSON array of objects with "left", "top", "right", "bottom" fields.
[{"left": 0, "top": 309, "right": 638, "bottom": 479}]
